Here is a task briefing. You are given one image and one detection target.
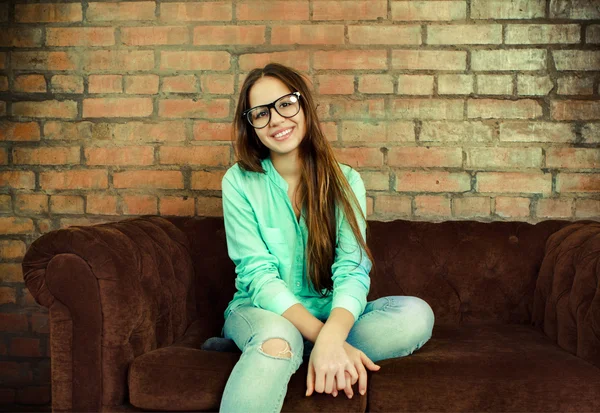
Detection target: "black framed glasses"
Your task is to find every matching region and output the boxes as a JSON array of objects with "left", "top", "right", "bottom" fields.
[{"left": 242, "top": 92, "right": 301, "bottom": 129}]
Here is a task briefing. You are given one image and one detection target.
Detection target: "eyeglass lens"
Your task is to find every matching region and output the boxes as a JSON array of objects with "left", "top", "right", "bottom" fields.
[{"left": 247, "top": 94, "right": 300, "bottom": 128}]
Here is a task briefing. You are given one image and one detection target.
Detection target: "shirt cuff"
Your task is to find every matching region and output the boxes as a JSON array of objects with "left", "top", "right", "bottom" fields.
[
  {"left": 263, "top": 288, "right": 302, "bottom": 316},
  {"left": 331, "top": 294, "right": 363, "bottom": 322}
]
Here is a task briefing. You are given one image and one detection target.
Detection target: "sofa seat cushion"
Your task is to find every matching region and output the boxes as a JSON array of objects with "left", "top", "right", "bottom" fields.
[
  {"left": 128, "top": 322, "right": 365, "bottom": 412},
  {"left": 369, "top": 324, "right": 600, "bottom": 412}
]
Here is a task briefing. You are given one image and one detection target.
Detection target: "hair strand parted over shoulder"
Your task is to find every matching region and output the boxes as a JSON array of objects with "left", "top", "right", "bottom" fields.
[{"left": 232, "top": 63, "right": 376, "bottom": 297}]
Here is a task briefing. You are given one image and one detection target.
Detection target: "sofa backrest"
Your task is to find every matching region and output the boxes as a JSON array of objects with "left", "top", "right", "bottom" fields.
[{"left": 169, "top": 216, "right": 583, "bottom": 338}]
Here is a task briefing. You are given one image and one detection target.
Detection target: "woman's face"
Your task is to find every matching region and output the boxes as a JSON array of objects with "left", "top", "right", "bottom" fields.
[{"left": 247, "top": 76, "right": 306, "bottom": 159}]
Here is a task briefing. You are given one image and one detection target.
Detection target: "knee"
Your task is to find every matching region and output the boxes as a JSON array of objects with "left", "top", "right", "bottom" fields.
[
  {"left": 260, "top": 338, "right": 293, "bottom": 359},
  {"left": 413, "top": 297, "right": 435, "bottom": 334}
]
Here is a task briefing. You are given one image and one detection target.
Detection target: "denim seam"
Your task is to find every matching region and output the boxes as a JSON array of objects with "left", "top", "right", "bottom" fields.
[
  {"left": 355, "top": 296, "right": 393, "bottom": 323},
  {"left": 230, "top": 308, "right": 255, "bottom": 349}
]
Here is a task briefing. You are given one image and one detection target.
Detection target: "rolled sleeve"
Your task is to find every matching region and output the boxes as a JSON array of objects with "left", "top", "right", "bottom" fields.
[
  {"left": 222, "top": 174, "right": 301, "bottom": 315},
  {"left": 330, "top": 171, "right": 372, "bottom": 321}
]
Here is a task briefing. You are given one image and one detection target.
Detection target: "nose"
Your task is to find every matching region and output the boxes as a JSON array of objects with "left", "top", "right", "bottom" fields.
[{"left": 269, "top": 107, "right": 285, "bottom": 126}]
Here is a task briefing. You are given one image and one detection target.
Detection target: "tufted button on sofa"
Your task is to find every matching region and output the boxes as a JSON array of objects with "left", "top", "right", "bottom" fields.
[{"left": 22, "top": 216, "right": 600, "bottom": 412}]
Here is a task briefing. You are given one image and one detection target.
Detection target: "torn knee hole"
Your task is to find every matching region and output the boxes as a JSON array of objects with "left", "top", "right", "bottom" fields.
[{"left": 259, "top": 338, "right": 293, "bottom": 359}]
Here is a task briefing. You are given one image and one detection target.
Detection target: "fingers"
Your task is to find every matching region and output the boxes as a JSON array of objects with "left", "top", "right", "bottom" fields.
[
  {"left": 314, "top": 366, "right": 325, "bottom": 394},
  {"left": 343, "top": 371, "right": 354, "bottom": 399},
  {"left": 324, "top": 369, "right": 335, "bottom": 395},
  {"left": 357, "top": 361, "right": 368, "bottom": 396},
  {"left": 346, "top": 363, "right": 359, "bottom": 385},
  {"left": 360, "top": 352, "right": 381, "bottom": 371},
  {"left": 306, "top": 362, "right": 315, "bottom": 397}
]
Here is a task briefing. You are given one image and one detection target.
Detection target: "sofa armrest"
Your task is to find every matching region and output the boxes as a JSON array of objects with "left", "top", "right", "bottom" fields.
[
  {"left": 532, "top": 221, "right": 600, "bottom": 369},
  {"left": 22, "top": 215, "right": 196, "bottom": 412}
]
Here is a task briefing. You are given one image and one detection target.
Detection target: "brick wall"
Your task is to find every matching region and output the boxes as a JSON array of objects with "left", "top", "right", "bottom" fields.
[{"left": 1, "top": 0, "right": 599, "bottom": 409}]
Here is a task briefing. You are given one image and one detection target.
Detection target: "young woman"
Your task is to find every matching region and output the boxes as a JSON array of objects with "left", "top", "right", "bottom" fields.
[{"left": 220, "top": 63, "right": 435, "bottom": 413}]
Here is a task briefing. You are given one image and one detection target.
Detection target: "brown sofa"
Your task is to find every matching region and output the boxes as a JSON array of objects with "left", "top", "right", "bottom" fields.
[{"left": 22, "top": 215, "right": 600, "bottom": 412}]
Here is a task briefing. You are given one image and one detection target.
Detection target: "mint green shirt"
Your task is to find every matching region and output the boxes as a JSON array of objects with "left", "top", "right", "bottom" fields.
[{"left": 221, "top": 156, "right": 372, "bottom": 322}]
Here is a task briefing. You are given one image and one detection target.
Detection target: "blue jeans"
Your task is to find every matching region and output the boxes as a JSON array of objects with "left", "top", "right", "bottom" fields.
[{"left": 219, "top": 296, "right": 435, "bottom": 413}]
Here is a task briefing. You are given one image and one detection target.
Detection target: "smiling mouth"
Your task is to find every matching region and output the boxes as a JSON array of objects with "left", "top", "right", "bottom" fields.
[{"left": 272, "top": 128, "right": 293, "bottom": 140}]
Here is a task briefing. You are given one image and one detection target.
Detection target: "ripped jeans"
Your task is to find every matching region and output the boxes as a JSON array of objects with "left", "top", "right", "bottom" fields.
[{"left": 219, "top": 296, "right": 435, "bottom": 413}]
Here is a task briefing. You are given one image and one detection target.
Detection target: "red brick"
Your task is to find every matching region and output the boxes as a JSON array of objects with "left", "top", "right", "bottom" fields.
[
  {"left": 428, "top": 24, "right": 502, "bottom": 45},
  {"left": 113, "top": 122, "right": 187, "bottom": 142},
  {"left": 472, "top": 0, "right": 544, "bottom": 19},
  {"left": 0, "top": 240, "right": 27, "bottom": 260},
  {"left": 160, "top": 51, "right": 230, "bottom": 70},
  {"left": 0, "top": 264, "right": 23, "bottom": 283},
  {"left": 0, "top": 171, "right": 35, "bottom": 189},
  {"left": 318, "top": 75, "right": 354, "bottom": 95},
  {"left": 239, "top": 51, "right": 310, "bottom": 71},
  {"left": 0, "top": 287, "right": 16, "bottom": 305},
  {"left": 499, "top": 121, "right": 575, "bottom": 143},
  {"left": 392, "top": 99, "right": 463, "bottom": 120},
  {"left": 314, "top": 50, "right": 387, "bottom": 70},
  {"left": 0, "top": 76, "right": 6, "bottom": 91},
  {"left": 392, "top": 50, "right": 466, "bottom": 70},
  {"left": 49, "top": 195, "right": 85, "bottom": 214},
  {"left": 415, "top": 195, "right": 451, "bottom": 217},
  {"left": 397, "top": 75, "right": 434, "bottom": 95},
  {"left": 472, "top": 50, "right": 546, "bottom": 71},
  {"left": 15, "top": 3, "right": 82, "bottom": 22},
  {"left": 86, "top": 194, "right": 118, "bottom": 215},
  {"left": 358, "top": 75, "right": 394, "bottom": 94},
  {"left": 0, "top": 314, "right": 28, "bottom": 332},
  {"left": 124, "top": 75, "right": 159, "bottom": 94},
  {"left": 314, "top": 1, "right": 386, "bottom": 20},
  {"left": 160, "top": 196, "right": 195, "bottom": 216},
  {"left": 557, "top": 76, "right": 594, "bottom": 95},
  {"left": 466, "top": 148, "right": 543, "bottom": 168},
  {"left": 0, "top": 122, "right": 41, "bottom": 142},
  {"left": 341, "top": 121, "right": 414, "bottom": 142},
  {"left": 121, "top": 26, "right": 189, "bottom": 46},
  {"left": 14, "top": 75, "right": 47, "bottom": 93},
  {"left": 575, "top": 199, "right": 600, "bottom": 218},
  {"left": 468, "top": 99, "right": 542, "bottom": 119},
  {"left": 191, "top": 170, "right": 226, "bottom": 190},
  {"left": 271, "top": 25, "right": 344, "bottom": 45},
  {"left": 82, "top": 50, "right": 154, "bottom": 71},
  {"left": 546, "top": 148, "right": 599, "bottom": 169},
  {"left": 392, "top": 1, "right": 467, "bottom": 21},
  {"left": 453, "top": 197, "right": 491, "bottom": 217},
  {"left": 85, "top": 146, "right": 154, "bottom": 166},
  {"left": 87, "top": 2, "right": 155, "bottom": 21},
  {"left": 158, "top": 99, "right": 229, "bottom": 119},
  {"left": 193, "top": 121, "right": 233, "bottom": 141},
  {"left": 361, "top": 171, "right": 389, "bottom": 191},
  {"left": 12, "top": 51, "right": 77, "bottom": 72},
  {"left": 160, "top": 2, "right": 231, "bottom": 21},
  {"left": 193, "top": 26, "right": 265, "bottom": 45},
  {"left": 83, "top": 98, "right": 153, "bottom": 118},
  {"left": 349, "top": 26, "right": 421, "bottom": 45},
  {"left": 15, "top": 194, "right": 48, "bottom": 214},
  {"left": 31, "top": 314, "right": 49, "bottom": 334},
  {"left": 10, "top": 338, "right": 42, "bottom": 357},
  {"left": 88, "top": 75, "right": 123, "bottom": 94},
  {"left": 15, "top": 386, "right": 50, "bottom": 405},
  {"left": 122, "top": 195, "right": 157, "bottom": 215},
  {"left": 477, "top": 172, "right": 552, "bottom": 195},
  {"left": 40, "top": 170, "right": 108, "bottom": 190},
  {"left": 50, "top": 75, "right": 84, "bottom": 93},
  {"left": 13, "top": 101, "right": 77, "bottom": 119},
  {"left": 114, "top": 171, "right": 183, "bottom": 189},
  {"left": 551, "top": 100, "right": 600, "bottom": 121},
  {"left": 159, "top": 146, "right": 229, "bottom": 166},
  {"left": 13, "top": 147, "right": 80, "bottom": 165},
  {"left": 201, "top": 74, "right": 234, "bottom": 94},
  {"left": 495, "top": 197, "right": 531, "bottom": 218},
  {"left": 0, "top": 28, "right": 42, "bottom": 47},
  {"left": 395, "top": 170, "right": 471, "bottom": 193},
  {"left": 331, "top": 147, "right": 383, "bottom": 167},
  {"left": 238, "top": 1, "right": 309, "bottom": 20},
  {"left": 44, "top": 121, "right": 93, "bottom": 141},
  {"left": 557, "top": 174, "right": 600, "bottom": 193},
  {"left": 388, "top": 147, "right": 463, "bottom": 168},
  {"left": 373, "top": 195, "right": 412, "bottom": 216},
  {"left": 46, "top": 27, "right": 115, "bottom": 47},
  {"left": 162, "top": 75, "right": 198, "bottom": 93},
  {"left": 536, "top": 198, "right": 572, "bottom": 218},
  {"left": 196, "top": 196, "right": 222, "bottom": 216},
  {"left": 325, "top": 98, "right": 386, "bottom": 119},
  {"left": 0, "top": 52, "right": 5, "bottom": 70},
  {"left": 439, "top": 74, "right": 474, "bottom": 95}
]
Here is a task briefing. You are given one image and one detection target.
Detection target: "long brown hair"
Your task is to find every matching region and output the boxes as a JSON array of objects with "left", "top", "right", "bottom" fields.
[{"left": 232, "top": 63, "right": 376, "bottom": 296}]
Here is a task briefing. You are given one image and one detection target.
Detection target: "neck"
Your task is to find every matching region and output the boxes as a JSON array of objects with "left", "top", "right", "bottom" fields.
[{"left": 271, "top": 151, "right": 301, "bottom": 181}]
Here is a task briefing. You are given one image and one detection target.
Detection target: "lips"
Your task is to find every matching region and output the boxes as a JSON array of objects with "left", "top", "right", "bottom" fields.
[{"left": 271, "top": 127, "right": 293, "bottom": 141}]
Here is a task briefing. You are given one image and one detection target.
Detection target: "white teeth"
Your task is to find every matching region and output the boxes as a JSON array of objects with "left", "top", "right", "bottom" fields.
[{"left": 274, "top": 128, "right": 292, "bottom": 139}]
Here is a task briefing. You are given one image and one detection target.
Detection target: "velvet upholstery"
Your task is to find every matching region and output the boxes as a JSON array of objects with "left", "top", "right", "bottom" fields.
[{"left": 22, "top": 216, "right": 600, "bottom": 412}]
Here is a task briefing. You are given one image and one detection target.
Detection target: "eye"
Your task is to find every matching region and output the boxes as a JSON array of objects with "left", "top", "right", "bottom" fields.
[{"left": 253, "top": 109, "right": 268, "bottom": 119}]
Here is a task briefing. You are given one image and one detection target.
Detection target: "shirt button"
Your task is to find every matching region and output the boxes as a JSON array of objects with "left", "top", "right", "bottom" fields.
[{"left": 296, "top": 282, "right": 301, "bottom": 287}]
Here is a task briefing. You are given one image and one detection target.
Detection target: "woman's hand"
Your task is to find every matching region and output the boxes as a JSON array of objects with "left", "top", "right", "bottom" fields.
[{"left": 305, "top": 339, "right": 381, "bottom": 399}]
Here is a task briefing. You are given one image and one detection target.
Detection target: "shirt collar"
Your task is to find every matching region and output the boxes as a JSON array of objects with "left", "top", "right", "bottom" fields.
[{"left": 262, "top": 156, "right": 288, "bottom": 191}]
